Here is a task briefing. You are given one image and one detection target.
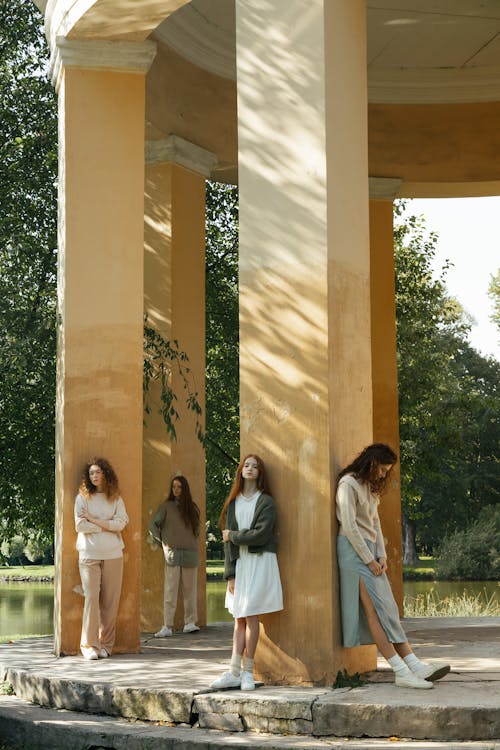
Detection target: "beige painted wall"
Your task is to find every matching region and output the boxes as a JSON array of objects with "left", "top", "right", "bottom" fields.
[
  {"left": 49, "top": 1, "right": 500, "bottom": 194},
  {"left": 146, "top": 43, "right": 237, "bottom": 178},
  {"left": 54, "top": 67, "right": 146, "bottom": 654},
  {"left": 369, "top": 200, "right": 403, "bottom": 609},
  {"left": 142, "top": 160, "right": 207, "bottom": 632},
  {"left": 47, "top": 0, "right": 189, "bottom": 44},
  {"left": 237, "top": 0, "right": 376, "bottom": 684},
  {"left": 369, "top": 101, "right": 500, "bottom": 185}
]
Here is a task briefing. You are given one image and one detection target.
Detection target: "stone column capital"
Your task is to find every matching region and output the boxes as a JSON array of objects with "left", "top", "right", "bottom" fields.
[
  {"left": 369, "top": 177, "right": 403, "bottom": 200},
  {"left": 145, "top": 135, "right": 218, "bottom": 177},
  {"left": 50, "top": 37, "right": 157, "bottom": 90}
]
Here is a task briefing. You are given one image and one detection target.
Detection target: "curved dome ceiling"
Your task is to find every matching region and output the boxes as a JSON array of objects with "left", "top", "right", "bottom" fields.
[{"left": 154, "top": 0, "right": 500, "bottom": 103}]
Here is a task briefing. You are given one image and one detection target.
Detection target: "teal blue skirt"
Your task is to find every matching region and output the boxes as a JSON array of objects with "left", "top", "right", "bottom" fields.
[{"left": 337, "top": 535, "right": 407, "bottom": 648}]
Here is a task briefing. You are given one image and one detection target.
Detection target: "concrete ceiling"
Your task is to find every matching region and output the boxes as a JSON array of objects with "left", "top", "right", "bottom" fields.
[{"left": 155, "top": 0, "right": 500, "bottom": 102}]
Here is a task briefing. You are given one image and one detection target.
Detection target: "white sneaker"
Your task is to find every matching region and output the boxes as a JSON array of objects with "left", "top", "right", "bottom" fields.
[
  {"left": 154, "top": 625, "right": 173, "bottom": 638},
  {"left": 240, "top": 670, "right": 255, "bottom": 691},
  {"left": 183, "top": 623, "right": 200, "bottom": 634},
  {"left": 411, "top": 662, "right": 450, "bottom": 682},
  {"left": 99, "top": 648, "right": 110, "bottom": 658},
  {"left": 210, "top": 671, "right": 241, "bottom": 689},
  {"left": 81, "top": 646, "right": 99, "bottom": 661},
  {"left": 395, "top": 671, "right": 433, "bottom": 689}
]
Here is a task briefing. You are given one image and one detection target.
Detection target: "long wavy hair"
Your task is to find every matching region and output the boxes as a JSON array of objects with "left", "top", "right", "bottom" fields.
[
  {"left": 338, "top": 443, "right": 397, "bottom": 494},
  {"left": 168, "top": 475, "right": 200, "bottom": 536},
  {"left": 79, "top": 457, "right": 120, "bottom": 501},
  {"left": 219, "top": 454, "right": 271, "bottom": 527}
]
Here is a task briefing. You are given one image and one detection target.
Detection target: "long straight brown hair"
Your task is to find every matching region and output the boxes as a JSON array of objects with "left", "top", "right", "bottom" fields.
[
  {"left": 168, "top": 475, "right": 200, "bottom": 536},
  {"left": 219, "top": 454, "right": 270, "bottom": 527}
]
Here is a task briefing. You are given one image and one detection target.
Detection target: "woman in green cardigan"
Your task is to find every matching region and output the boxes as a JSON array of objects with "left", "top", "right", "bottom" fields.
[{"left": 210, "top": 454, "right": 283, "bottom": 692}]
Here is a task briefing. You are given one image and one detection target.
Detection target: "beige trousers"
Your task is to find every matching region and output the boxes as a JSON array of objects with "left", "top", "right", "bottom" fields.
[
  {"left": 164, "top": 563, "right": 198, "bottom": 628},
  {"left": 79, "top": 557, "right": 123, "bottom": 654}
]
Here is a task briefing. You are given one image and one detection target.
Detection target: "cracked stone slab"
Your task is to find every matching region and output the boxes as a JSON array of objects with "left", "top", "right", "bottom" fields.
[
  {"left": 113, "top": 685, "right": 193, "bottom": 722},
  {"left": 312, "top": 682, "right": 500, "bottom": 740},
  {"left": 195, "top": 687, "right": 332, "bottom": 734}
]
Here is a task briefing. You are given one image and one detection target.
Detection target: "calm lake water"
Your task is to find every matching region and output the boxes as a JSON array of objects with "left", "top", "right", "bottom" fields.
[{"left": 1, "top": 579, "right": 498, "bottom": 639}]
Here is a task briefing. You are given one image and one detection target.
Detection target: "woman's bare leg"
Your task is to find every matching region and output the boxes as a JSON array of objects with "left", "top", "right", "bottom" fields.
[
  {"left": 233, "top": 617, "right": 247, "bottom": 656},
  {"left": 359, "top": 579, "right": 412, "bottom": 659},
  {"left": 244, "top": 616, "right": 260, "bottom": 659}
]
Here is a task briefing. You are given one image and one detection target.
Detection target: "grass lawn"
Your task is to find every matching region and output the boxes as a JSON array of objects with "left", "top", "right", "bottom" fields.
[
  {"left": 206, "top": 559, "right": 224, "bottom": 576},
  {"left": 1, "top": 562, "right": 225, "bottom": 579},
  {"left": 0, "top": 558, "right": 435, "bottom": 581},
  {"left": 403, "top": 556, "right": 436, "bottom": 580},
  {"left": 0, "top": 565, "right": 54, "bottom": 579}
]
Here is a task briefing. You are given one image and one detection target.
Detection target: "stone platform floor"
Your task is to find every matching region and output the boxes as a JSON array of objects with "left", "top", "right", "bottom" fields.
[{"left": 0, "top": 618, "right": 499, "bottom": 748}]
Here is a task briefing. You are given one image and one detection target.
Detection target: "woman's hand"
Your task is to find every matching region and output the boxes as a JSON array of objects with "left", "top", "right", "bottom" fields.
[
  {"left": 227, "top": 578, "right": 235, "bottom": 594},
  {"left": 367, "top": 559, "right": 383, "bottom": 576},
  {"left": 378, "top": 557, "right": 388, "bottom": 574},
  {"left": 222, "top": 529, "right": 230, "bottom": 543}
]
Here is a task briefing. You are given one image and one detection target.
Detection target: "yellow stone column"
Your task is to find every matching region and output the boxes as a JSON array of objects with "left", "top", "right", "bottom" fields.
[
  {"left": 369, "top": 179, "right": 404, "bottom": 609},
  {"left": 236, "top": 0, "right": 375, "bottom": 684},
  {"left": 52, "top": 38, "right": 156, "bottom": 655},
  {"left": 142, "top": 137, "right": 215, "bottom": 632}
]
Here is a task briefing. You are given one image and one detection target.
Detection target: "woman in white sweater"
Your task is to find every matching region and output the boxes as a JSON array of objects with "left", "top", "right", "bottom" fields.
[
  {"left": 74, "top": 457, "right": 129, "bottom": 660},
  {"left": 336, "top": 443, "right": 449, "bottom": 689}
]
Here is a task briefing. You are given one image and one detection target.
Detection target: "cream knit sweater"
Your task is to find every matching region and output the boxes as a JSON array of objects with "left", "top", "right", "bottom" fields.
[
  {"left": 335, "top": 474, "right": 386, "bottom": 564},
  {"left": 74, "top": 493, "right": 129, "bottom": 560}
]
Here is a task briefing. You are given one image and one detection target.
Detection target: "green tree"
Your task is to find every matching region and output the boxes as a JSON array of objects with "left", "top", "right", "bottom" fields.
[
  {"left": 395, "top": 204, "right": 500, "bottom": 562},
  {"left": 488, "top": 268, "right": 500, "bottom": 333},
  {"left": 205, "top": 181, "right": 239, "bottom": 531},
  {"left": 0, "top": 1, "right": 57, "bottom": 546}
]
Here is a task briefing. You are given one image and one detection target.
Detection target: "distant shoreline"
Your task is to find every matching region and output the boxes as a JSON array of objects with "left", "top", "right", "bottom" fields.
[
  {"left": 1, "top": 573, "right": 225, "bottom": 583},
  {"left": 0, "top": 575, "right": 53, "bottom": 583}
]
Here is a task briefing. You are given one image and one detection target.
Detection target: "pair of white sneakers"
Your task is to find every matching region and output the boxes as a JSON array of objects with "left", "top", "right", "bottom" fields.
[
  {"left": 210, "top": 670, "right": 255, "bottom": 691},
  {"left": 395, "top": 661, "right": 450, "bottom": 689},
  {"left": 81, "top": 646, "right": 109, "bottom": 660},
  {"left": 154, "top": 623, "right": 200, "bottom": 638}
]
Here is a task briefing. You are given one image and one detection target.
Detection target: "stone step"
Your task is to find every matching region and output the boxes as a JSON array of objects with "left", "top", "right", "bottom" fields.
[
  {"left": 1, "top": 696, "right": 499, "bottom": 750},
  {"left": 3, "top": 665, "right": 500, "bottom": 742}
]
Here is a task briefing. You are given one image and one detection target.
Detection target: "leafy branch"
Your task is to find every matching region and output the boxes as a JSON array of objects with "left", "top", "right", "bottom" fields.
[{"left": 143, "top": 320, "right": 204, "bottom": 444}]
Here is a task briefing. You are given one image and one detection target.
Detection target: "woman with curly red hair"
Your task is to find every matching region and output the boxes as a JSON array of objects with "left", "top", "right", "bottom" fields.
[
  {"left": 74, "top": 457, "right": 129, "bottom": 660},
  {"left": 336, "top": 443, "right": 449, "bottom": 689},
  {"left": 210, "top": 454, "right": 283, "bottom": 691}
]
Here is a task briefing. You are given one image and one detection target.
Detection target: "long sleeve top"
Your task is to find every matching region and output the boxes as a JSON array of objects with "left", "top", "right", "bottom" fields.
[
  {"left": 148, "top": 499, "right": 199, "bottom": 567},
  {"left": 335, "top": 474, "right": 386, "bottom": 564},
  {"left": 74, "top": 493, "right": 129, "bottom": 560},
  {"left": 224, "top": 492, "right": 278, "bottom": 580}
]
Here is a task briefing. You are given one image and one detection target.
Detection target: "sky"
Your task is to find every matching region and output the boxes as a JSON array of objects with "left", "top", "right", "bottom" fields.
[{"left": 404, "top": 197, "right": 500, "bottom": 362}]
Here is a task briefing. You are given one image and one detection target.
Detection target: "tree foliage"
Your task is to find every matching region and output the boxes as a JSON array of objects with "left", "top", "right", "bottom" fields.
[
  {"left": 488, "top": 268, "right": 500, "bottom": 333},
  {"left": 143, "top": 322, "right": 204, "bottom": 443},
  {"left": 0, "top": 1, "right": 57, "bottom": 545},
  {"left": 395, "top": 203, "right": 500, "bottom": 560},
  {"left": 205, "top": 182, "right": 239, "bottom": 528},
  {"left": 435, "top": 505, "right": 500, "bottom": 580}
]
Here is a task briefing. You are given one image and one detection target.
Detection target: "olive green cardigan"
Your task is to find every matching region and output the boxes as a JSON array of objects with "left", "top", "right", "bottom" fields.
[{"left": 223, "top": 492, "right": 278, "bottom": 580}]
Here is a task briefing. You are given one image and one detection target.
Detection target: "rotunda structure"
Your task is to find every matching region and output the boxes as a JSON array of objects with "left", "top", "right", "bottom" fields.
[{"left": 36, "top": 0, "right": 500, "bottom": 684}]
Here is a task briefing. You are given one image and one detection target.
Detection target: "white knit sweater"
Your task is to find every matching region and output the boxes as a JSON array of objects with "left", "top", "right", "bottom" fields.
[{"left": 74, "top": 493, "right": 129, "bottom": 560}]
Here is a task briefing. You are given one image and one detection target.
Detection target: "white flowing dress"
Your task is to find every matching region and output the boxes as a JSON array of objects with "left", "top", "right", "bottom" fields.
[{"left": 225, "top": 491, "right": 283, "bottom": 618}]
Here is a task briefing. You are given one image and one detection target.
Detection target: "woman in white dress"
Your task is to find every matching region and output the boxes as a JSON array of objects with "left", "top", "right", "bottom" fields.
[{"left": 210, "top": 454, "right": 283, "bottom": 691}]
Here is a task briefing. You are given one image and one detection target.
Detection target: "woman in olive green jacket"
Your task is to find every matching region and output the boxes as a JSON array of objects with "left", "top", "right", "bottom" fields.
[{"left": 210, "top": 454, "right": 283, "bottom": 692}]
